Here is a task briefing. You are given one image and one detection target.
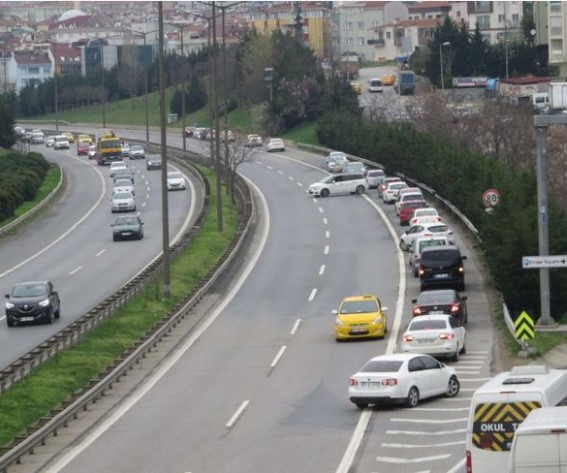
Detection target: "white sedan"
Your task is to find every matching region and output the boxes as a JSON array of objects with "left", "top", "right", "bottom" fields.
[
  {"left": 348, "top": 353, "right": 460, "bottom": 409},
  {"left": 399, "top": 222, "right": 454, "bottom": 251},
  {"left": 382, "top": 181, "right": 409, "bottom": 203},
  {"left": 266, "top": 138, "right": 285, "bottom": 152},
  {"left": 167, "top": 171, "right": 186, "bottom": 191},
  {"left": 400, "top": 314, "right": 466, "bottom": 362},
  {"left": 410, "top": 208, "right": 443, "bottom": 226}
]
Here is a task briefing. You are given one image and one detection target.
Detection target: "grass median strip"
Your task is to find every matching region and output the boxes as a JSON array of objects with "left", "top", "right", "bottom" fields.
[{"left": 0, "top": 165, "right": 238, "bottom": 447}]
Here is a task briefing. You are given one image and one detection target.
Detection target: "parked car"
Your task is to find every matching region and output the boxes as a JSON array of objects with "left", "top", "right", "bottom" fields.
[
  {"left": 111, "top": 191, "right": 136, "bottom": 213},
  {"left": 53, "top": 135, "right": 70, "bottom": 150},
  {"left": 307, "top": 173, "right": 367, "bottom": 197},
  {"left": 167, "top": 171, "right": 186, "bottom": 191},
  {"left": 5, "top": 280, "right": 60, "bottom": 327},
  {"left": 419, "top": 245, "right": 467, "bottom": 291},
  {"left": 348, "top": 353, "right": 460, "bottom": 409},
  {"left": 266, "top": 138, "right": 285, "bottom": 152},
  {"left": 399, "top": 222, "right": 454, "bottom": 252},
  {"left": 408, "top": 236, "right": 450, "bottom": 276},
  {"left": 333, "top": 294, "right": 388, "bottom": 341},
  {"left": 129, "top": 145, "right": 145, "bottom": 160},
  {"left": 245, "top": 134, "right": 263, "bottom": 147},
  {"left": 113, "top": 178, "right": 135, "bottom": 196},
  {"left": 412, "top": 289, "right": 468, "bottom": 324},
  {"left": 382, "top": 181, "right": 409, "bottom": 203},
  {"left": 366, "top": 169, "right": 386, "bottom": 189},
  {"left": 146, "top": 154, "right": 162, "bottom": 170},
  {"left": 121, "top": 142, "right": 131, "bottom": 158},
  {"left": 400, "top": 314, "right": 466, "bottom": 362},
  {"left": 109, "top": 161, "right": 128, "bottom": 178},
  {"left": 111, "top": 215, "right": 144, "bottom": 241},
  {"left": 399, "top": 201, "right": 427, "bottom": 226}
]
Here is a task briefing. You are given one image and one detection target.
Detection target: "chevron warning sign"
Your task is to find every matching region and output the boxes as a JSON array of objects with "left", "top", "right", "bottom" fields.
[{"left": 514, "top": 311, "right": 535, "bottom": 340}]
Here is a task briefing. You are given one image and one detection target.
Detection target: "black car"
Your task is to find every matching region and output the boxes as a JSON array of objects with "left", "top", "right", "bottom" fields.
[
  {"left": 419, "top": 245, "right": 467, "bottom": 291},
  {"left": 5, "top": 281, "right": 60, "bottom": 327},
  {"left": 146, "top": 154, "right": 162, "bottom": 170},
  {"left": 111, "top": 215, "right": 144, "bottom": 241},
  {"left": 411, "top": 289, "right": 468, "bottom": 324}
]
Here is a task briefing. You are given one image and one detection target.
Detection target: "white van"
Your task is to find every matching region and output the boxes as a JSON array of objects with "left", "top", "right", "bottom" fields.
[
  {"left": 532, "top": 92, "right": 549, "bottom": 111},
  {"left": 507, "top": 406, "right": 567, "bottom": 473},
  {"left": 466, "top": 365, "right": 567, "bottom": 473}
]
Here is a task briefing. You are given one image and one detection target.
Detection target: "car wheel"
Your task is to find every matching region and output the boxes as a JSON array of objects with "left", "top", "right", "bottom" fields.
[
  {"left": 55, "top": 306, "right": 60, "bottom": 319},
  {"left": 320, "top": 188, "right": 330, "bottom": 198},
  {"left": 451, "top": 349, "right": 459, "bottom": 363},
  {"left": 446, "top": 375, "right": 460, "bottom": 398},
  {"left": 354, "top": 401, "right": 368, "bottom": 409},
  {"left": 113, "top": 235, "right": 118, "bottom": 242},
  {"left": 45, "top": 309, "right": 54, "bottom": 324},
  {"left": 460, "top": 342, "right": 466, "bottom": 354},
  {"left": 6, "top": 316, "right": 14, "bottom": 327},
  {"left": 355, "top": 185, "right": 365, "bottom": 194},
  {"left": 405, "top": 386, "right": 420, "bottom": 408},
  {"left": 399, "top": 240, "right": 408, "bottom": 251}
]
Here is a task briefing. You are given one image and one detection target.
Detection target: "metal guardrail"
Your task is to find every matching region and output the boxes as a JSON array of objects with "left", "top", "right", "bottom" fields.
[
  {"left": 0, "top": 163, "right": 64, "bottom": 240},
  {"left": 0, "top": 146, "right": 253, "bottom": 471}
]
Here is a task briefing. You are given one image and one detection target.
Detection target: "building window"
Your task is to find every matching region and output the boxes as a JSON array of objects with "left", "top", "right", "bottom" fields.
[
  {"left": 498, "top": 14, "right": 505, "bottom": 23},
  {"left": 550, "top": 16, "right": 563, "bottom": 36},
  {"left": 550, "top": 1, "right": 562, "bottom": 13},
  {"left": 345, "top": 21, "right": 353, "bottom": 30},
  {"left": 512, "top": 13, "right": 519, "bottom": 24},
  {"left": 358, "top": 21, "right": 364, "bottom": 29},
  {"left": 477, "top": 15, "right": 491, "bottom": 29},
  {"left": 28, "top": 67, "right": 40, "bottom": 75},
  {"left": 456, "top": 11, "right": 461, "bottom": 17},
  {"left": 358, "top": 37, "right": 364, "bottom": 46},
  {"left": 474, "top": 1, "right": 491, "bottom": 13},
  {"left": 427, "top": 14, "right": 433, "bottom": 19},
  {"left": 378, "top": 31, "right": 384, "bottom": 39},
  {"left": 344, "top": 38, "right": 353, "bottom": 47},
  {"left": 386, "top": 31, "right": 391, "bottom": 39}
]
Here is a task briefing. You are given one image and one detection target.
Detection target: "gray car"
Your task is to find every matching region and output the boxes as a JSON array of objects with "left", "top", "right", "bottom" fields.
[
  {"left": 130, "top": 145, "right": 145, "bottom": 160},
  {"left": 111, "top": 191, "right": 136, "bottom": 213},
  {"left": 366, "top": 169, "right": 386, "bottom": 188},
  {"left": 113, "top": 178, "right": 135, "bottom": 196},
  {"left": 146, "top": 154, "right": 162, "bottom": 170}
]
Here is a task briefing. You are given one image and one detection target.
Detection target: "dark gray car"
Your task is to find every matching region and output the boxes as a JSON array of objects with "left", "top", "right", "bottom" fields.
[
  {"left": 146, "top": 154, "right": 162, "bottom": 170},
  {"left": 5, "top": 281, "right": 60, "bottom": 327}
]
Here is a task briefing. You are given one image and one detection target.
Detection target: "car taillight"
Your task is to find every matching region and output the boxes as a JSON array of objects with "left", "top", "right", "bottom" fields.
[
  {"left": 451, "top": 304, "right": 459, "bottom": 313},
  {"left": 439, "top": 333, "right": 454, "bottom": 340},
  {"left": 418, "top": 266, "right": 424, "bottom": 276},
  {"left": 413, "top": 306, "right": 422, "bottom": 315},
  {"left": 381, "top": 378, "right": 398, "bottom": 386},
  {"left": 402, "top": 334, "right": 414, "bottom": 342},
  {"left": 349, "top": 378, "right": 359, "bottom": 386},
  {"left": 458, "top": 265, "right": 464, "bottom": 273},
  {"left": 466, "top": 450, "right": 472, "bottom": 473}
]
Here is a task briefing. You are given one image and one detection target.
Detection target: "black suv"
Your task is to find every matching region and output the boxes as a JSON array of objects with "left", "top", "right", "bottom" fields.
[
  {"left": 418, "top": 246, "right": 467, "bottom": 291},
  {"left": 5, "top": 281, "right": 60, "bottom": 327}
]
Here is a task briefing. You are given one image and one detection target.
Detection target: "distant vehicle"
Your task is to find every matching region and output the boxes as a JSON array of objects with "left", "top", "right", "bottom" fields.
[
  {"left": 113, "top": 178, "right": 135, "bottom": 196},
  {"left": 30, "top": 131, "right": 45, "bottom": 144},
  {"left": 53, "top": 135, "right": 70, "bottom": 150},
  {"left": 5, "top": 280, "right": 60, "bottom": 327},
  {"left": 411, "top": 289, "right": 468, "bottom": 324},
  {"left": 113, "top": 168, "right": 135, "bottom": 184},
  {"left": 88, "top": 145, "right": 97, "bottom": 160},
  {"left": 399, "top": 200, "right": 427, "bottom": 226},
  {"left": 220, "top": 130, "right": 235, "bottom": 142},
  {"left": 410, "top": 208, "right": 442, "bottom": 226},
  {"left": 396, "top": 70, "right": 416, "bottom": 95},
  {"left": 327, "top": 151, "right": 349, "bottom": 173},
  {"left": 382, "top": 73, "right": 396, "bottom": 86},
  {"left": 111, "top": 215, "right": 144, "bottom": 241},
  {"left": 146, "top": 154, "right": 162, "bottom": 170},
  {"left": 408, "top": 236, "right": 450, "bottom": 276},
  {"left": 184, "top": 126, "right": 195, "bottom": 137},
  {"left": 344, "top": 161, "right": 367, "bottom": 176},
  {"left": 129, "top": 145, "right": 145, "bottom": 160},
  {"left": 109, "top": 161, "right": 128, "bottom": 177},
  {"left": 419, "top": 245, "right": 465, "bottom": 292},
  {"left": 45, "top": 136, "right": 55, "bottom": 147},
  {"left": 111, "top": 191, "right": 136, "bottom": 213},
  {"left": 368, "top": 78, "right": 383, "bottom": 93},
  {"left": 348, "top": 353, "right": 460, "bottom": 409},
  {"left": 121, "top": 142, "right": 131, "bottom": 158},
  {"left": 96, "top": 129, "right": 122, "bottom": 165},
  {"left": 399, "top": 222, "right": 453, "bottom": 252},
  {"left": 339, "top": 53, "right": 360, "bottom": 79},
  {"left": 77, "top": 134, "right": 93, "bottom": 145},
  {"left": 167, "top": 171, "right": 186, "bottom": 191},
  {"left": 378, "top": 177, "right": 402, "bottom": 200},
  {"left": 245, "top": 134, "right": 263, "bottom": 148},
  {"left": 350, "top": 81, "right": 362, "bottom": 95},
  {"left": 382, "top": 181, "right": 409, "bottom": 203},
  {"left": 266, "top": 138, "right": 285, "bottom": 152},
  {"left": 366, "top": 169, "right": 386, "bottom": 188},
  {"left": 13, "top": 126, "right": 25, "bottom": 137},
  {"left": 62, "top": 132, "right": 75, "bottom": 143},
  {"left": 77, "top": 141, "right": 90, "bottom": 156}
]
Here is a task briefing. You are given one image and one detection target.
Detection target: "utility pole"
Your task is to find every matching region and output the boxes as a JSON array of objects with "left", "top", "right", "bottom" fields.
[{"left": 294, "top": 2, "right": 303, "bottom": 42}]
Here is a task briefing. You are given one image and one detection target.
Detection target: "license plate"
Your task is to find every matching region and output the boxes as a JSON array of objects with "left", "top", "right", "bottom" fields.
[
  {"left": 20, "top": 316, "right": 34, "bottom": 322},
  {"left": 430, "top": 310, "right": 444, "bottom": 314},
  {"left": 418, "top": 338, "right": 436, "bottom": 344},
  {"left": 434, "top": 273, "right": 449, "bottom": 279},
  {"left": 361, "top": 381, "right": 380, "bottom": 388},
  {"left": 122, "top": 232, "right": 132, "bottom": 236},
  {"left": 350, "top": 327, "right": 367, "bottom": 333}
]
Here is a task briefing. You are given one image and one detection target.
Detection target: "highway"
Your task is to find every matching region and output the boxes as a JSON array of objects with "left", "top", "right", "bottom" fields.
[
  {"left": 0, "top": 142, "right": 195, "bottom": 369},
  {"left": 6, "top": 128, "right": 496, "bottom": 473}
]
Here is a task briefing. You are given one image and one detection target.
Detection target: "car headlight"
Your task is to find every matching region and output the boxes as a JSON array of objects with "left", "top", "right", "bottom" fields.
[
  {"left": 373, "top": 315, "right": 383, "bottom": 324},
  {"left": 39, "top": 298, "right": 50, "bottom": 307},
  {"left": 335, "top": 317, "right": 344, "bottom": 326},
  {"left": 5, "top": 302, "right": 14, "bottom": 309}
]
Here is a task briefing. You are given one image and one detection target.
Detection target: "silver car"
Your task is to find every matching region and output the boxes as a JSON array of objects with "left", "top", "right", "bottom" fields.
[
  {"left": 113, "top": 178, "right": 135, "bottom": 196},
  {"left": 129, "top": 145, "right": 145, "bottom": 160},
  {"left": 366, "top": 169, "right": 386, "bottom": 188},
  {"left": 111, "top": 191, "right": 136, "bottom": 213}
]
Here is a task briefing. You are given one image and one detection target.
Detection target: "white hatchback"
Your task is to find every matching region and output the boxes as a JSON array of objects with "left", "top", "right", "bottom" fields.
[
  {"left": 410, "top": 208, "right": 442, "bottom": 226},
  {"left": 382, "top": 181, "right": 409, "bottom": 203},
  {"left": 400, "top": 314, "right": 466, "bottom": 362},
  {"left": 266, "top": 138, "right": 285, "bottom": 152},
  {"left": 307, "top": 173, "right": 367, "bottom": 197},
  {"left": 109, "top": 161, "right": 128, "bottom": 177},
  {"left": 348, "top": 353, "right": 460, "bottom": 409},
  {"left": 399, "top": 222, "right": 454, "bottom": 251}
]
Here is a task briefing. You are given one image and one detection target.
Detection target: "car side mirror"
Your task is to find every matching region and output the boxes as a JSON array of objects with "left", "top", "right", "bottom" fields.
[
  {"left": 382, "top": 306, "right": 389, "bottom": 311},
  {"left": 411, "top": 299, "right": 417, "bottom": 303},
  {"left": 332, "top": 309, "right": 338, "bottom": 315},
  {"left": 110, "top": 224, "right": 114, "bottom": 227},
  {"left": 4, "top": 294, "right": 9, "bottom": 299},
  {"left": 140, "top": 222, "right": 144, "bottom": 225},
  {"left": 461, "top": 296, "right": 468, "bottom": 301},
  {"left": 462, "top": 255, "right": 468, "bottom": 260}
]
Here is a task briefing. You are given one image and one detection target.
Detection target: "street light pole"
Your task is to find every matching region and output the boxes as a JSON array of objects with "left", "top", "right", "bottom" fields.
[
  {"left": 440, "top": 41, "right": 450, "bottom": 91},
  {"left": 169, "top": 23, "right": 191, "bottom": 154}
]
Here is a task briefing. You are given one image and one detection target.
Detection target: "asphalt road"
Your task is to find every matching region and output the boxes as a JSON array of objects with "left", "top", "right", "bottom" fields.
[
  {"left": 14, "top": 134, "right": 496, "bottom": 473},
  {"left": 0, "top": 141, "right": 195, "bottom": 369}
]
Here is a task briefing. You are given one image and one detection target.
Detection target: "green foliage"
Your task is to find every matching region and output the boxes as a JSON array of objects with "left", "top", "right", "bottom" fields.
[
  {"left": 317, "top": 112, "right": 567, "bottom": 321},
  {"left": 0, "top": 96, "right": 16, "bottom": 148}
]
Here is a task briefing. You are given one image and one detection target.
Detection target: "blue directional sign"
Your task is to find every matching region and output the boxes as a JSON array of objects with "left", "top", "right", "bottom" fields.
[{"left": 522, "top": 255, "right": 567, "bottom": 268}]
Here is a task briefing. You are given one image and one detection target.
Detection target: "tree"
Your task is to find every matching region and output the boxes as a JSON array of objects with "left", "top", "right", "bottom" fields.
[
  {"left": 0, "top": 96, "right": 16, "bottom": 148},
  {"left": 236, "top": 32, "right": 275, "bottom": 106}
]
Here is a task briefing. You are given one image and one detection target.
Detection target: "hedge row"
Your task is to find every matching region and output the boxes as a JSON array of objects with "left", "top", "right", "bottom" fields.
[
  {"left": 0, "top": 151, "right": 50, "bottom": 222},
  {"left": 317, "top": 111, "right": 567, "bottom": 320}
]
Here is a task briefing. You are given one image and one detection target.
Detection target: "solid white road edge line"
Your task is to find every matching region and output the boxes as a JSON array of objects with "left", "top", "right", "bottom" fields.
[
  {"left": 386, "top": 429, "right": 467, "bottom": 435},
  {"left": 375, "top": 454, "right": 451, "bottom": 464},
  {"left": 226, "top": 400, "right": 250, "bottom": 429},
  {"left": 42, "top": 175, "right": 270, "bottom": 473},
  {"left": 270, "top": 345, "right": 287, "bottom": 368}
]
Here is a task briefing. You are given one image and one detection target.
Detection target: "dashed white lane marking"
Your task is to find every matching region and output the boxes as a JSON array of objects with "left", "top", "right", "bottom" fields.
[
  {"left": 325, "top": 230, "right": 330, "bottom": 238},
  {"left": 324, "top": 245, "right": 329, "bottom": 255},
  {"left": 412, "top": 407, "right": 469, "bottom": 412},
  {"left": 226, "top": 400, "right": 250, "bottom": 429},
  {"left": 376, "top": 454, "right": 450, "bottom": 464},
  {"left": 290, "top": 319, "right": 301, "bottom": 335},
  {"left": 313, "top": 198, "right": 318, "bottom": 203},
  {"left": 386, "top": 428, "right": 466, "bottom": 435},
  {"left": 142, "top": 202, "right": 147, "bottom": 208},
  {"left": 278, "top": 170, "right": 284, "bottom": 175},
  {"left": 267, "top": 165, "right": 273, "bottom": 170},
  {"left": 96, "top": 249, "right": 106, "bottom": 257},
  {"left": 318, "top": 207, "right": 324, "bottom": 213},
  {"left": 455, "top": 370, "right": 481, "bottom": 374},
  {"left": 256, "top": 161, "right": 262, "bottom": 165},
  {"left": 390, "top": 418, "right": 467, "bottom": 424},
  {"left": 297, "top": 182, "right": 303, "bottom": 187},
  {"left": 288, "top": 176, "right": 294, "bottom": 181},
  {"left": 319, "top": 265, "right": 326, "bottom": 275},
  {"left": 383, "top": 440, "right": 465, "bottom": 448},
  {"left": 69, "top": 265, "right": 83, "bottom": 275},
  {"left": 270, "top": 345, "right": 287, "bottom": 368},
  {"left": 308, "top": 288, "right": 317, "bottom": 301},
  {"left": 323, "top": 218, "right": 328, "bottom": 224}
]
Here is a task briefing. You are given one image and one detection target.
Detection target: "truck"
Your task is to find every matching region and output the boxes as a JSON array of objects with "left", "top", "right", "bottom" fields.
[
  {"left": 339, "top": 53, "right": 360, "bottom": 80},
  {"left": 95, "top": 129, "right": 122, "bottom": 166},
  {"left": 548, "top": 82, "right": 567, "bottom": 110},
  {"left": 396, "top": 70, "right": 416, "bottom": 95}
]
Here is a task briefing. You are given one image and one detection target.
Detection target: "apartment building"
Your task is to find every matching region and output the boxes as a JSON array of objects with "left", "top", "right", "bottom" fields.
[
  {"left": 539, "top": 1, "right": 567, "bottom": 75},
  {"left": 467, "top": 1, "right": 523, "bottom": 43}
]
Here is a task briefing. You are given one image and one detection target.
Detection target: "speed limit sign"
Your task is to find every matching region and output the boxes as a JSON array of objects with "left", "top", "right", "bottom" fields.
[{"left": 482, "top": 188, "right": 501, "bottom": 208}]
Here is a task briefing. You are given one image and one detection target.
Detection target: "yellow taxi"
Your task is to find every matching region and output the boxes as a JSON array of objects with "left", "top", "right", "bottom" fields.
[
  {"left": 350, "top": 81, "right": 362, "bottom": 95},
  {"left": 382, "top": 73, "right": 396, "bottom": 86},
  {"left": 62, "top": 132, "right": 75, "bottom": 143},
  {"left": 334, "top": 294, "right": 388, "bottom": 341},
  {"left": 77, "top": 134, "right": 93, "bottom": 145}
]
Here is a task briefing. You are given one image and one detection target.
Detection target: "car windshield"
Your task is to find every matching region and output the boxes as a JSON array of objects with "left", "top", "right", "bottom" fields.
[
  {"left": 168, "top": 172, "right": 182, "bottom": 179},
  {"left": 114, "top": 192, "right": 132, "bottom": 200},
  {"left": 116, "top": 217, "right": 138, "bottom": 225},
  {"left": 149, "top": 155, "right": 161, "bottom": 161},
  {"left": 131, "top": 146, "right": 143, "bottom": 152},
  {"left": 428, "top": 225, "right": 449, "bottom": 233},
  {"left": 360, "top": 360, "right": 403, "bottom": 373},
  {"left": 416, "top": 209, "right": 437, "bottom": 217},
  {"left": 115, "top": 179, "right": 132, "bottom": 187},
  {"left": 340, "top": 300, "right": 378, "bottom": 314},
  {"left": 12, "top": 283, "right": 48, "bottom": 298},
  {"left": 367, "top": 171, "right": 384, "bottom": 177},
  {"left": 409, "top": 320, "right": 448, "bottom": 330},
  {"left": 370, "top": 79, "right": 382, "bottom": 87},
  {"left": 390, "top": 183, "right": 407, "bottom": 190},
  {"left": 418, "top": 290, "right": 454, "bottom": 304}
]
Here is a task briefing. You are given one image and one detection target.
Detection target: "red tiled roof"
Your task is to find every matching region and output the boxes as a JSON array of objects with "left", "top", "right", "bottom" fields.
[
  {"left": 501, "top": 76, "right": 551, "bottom": 85},
  {"left": 408, "top": 1, "right": 452, "bottom": 11},
  {"left": 15, "top": 52, "right": 51, "bottom": 65}
]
